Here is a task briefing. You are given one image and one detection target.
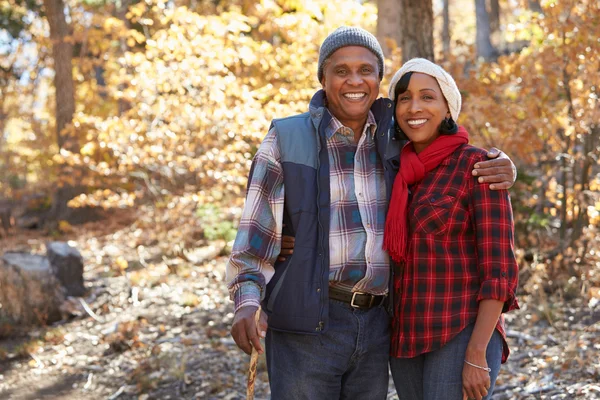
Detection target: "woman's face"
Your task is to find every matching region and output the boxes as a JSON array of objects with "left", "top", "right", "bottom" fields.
[{"left": 394, "top": 72, "right": 449, "bottom": 153}]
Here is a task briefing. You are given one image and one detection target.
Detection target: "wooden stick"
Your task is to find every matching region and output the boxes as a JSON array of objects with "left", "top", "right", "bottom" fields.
[
  {"left": 78, "top": 297, "right": 104, "bottom": 323},
  {"left": 246, "top": 307, "right": 261, "bottom": 400}
]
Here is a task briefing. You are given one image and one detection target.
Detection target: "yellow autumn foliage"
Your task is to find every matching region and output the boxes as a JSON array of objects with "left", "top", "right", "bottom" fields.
[
  {"left": 0, "top": 0, "right": 599, "bottom": 280},
  {"left": 64, "top": 0, "right": 379, "bottom": 208}
]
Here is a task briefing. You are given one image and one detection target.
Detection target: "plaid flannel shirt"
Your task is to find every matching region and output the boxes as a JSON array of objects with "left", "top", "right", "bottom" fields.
[
  {"left": 227, "top": 111, "right": 389, "bottom": 312},
  {"left": 391, "top": 144, "right": 519, "bottom": 363}
]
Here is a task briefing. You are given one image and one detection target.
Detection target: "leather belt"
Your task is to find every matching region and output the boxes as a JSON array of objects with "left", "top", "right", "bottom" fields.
[{"left": 329, "top": 286, "right": 386, "bottom": 309}]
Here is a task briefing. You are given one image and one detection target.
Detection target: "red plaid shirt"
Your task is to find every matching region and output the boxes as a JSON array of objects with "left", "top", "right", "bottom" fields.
[{"left": 391, "top": 144, "right": 519, "bottom": 363}]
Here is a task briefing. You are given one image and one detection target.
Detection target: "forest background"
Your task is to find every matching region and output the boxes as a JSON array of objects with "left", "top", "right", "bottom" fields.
[{"left": 0, "top": 0, "right": 599, "bottom": 399}]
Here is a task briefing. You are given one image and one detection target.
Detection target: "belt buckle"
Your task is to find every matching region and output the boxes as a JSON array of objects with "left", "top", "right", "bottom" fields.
[{"left": 351, "top": 292, "right": 373, "bottom": 308}]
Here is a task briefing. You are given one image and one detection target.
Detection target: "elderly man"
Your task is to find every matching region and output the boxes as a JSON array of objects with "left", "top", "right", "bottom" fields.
[{"left": 226, "top": 26, "right": 516, "bottom": 399}]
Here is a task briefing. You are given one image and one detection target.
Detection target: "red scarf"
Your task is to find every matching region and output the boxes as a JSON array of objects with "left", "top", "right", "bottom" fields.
[{"left": 384, "top": 126, "right": 469, "bottom": 262}]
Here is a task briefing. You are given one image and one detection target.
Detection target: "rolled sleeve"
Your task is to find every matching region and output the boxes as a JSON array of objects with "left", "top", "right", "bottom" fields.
[
  {"left": 230, "top": 280, "right": 264, "bottom": 312},
  {"left": 478, "top": 277, "right": 519, "bottom": 313},
  {"left": 470, "top": 155, "right": 520, "bottom": 314}
]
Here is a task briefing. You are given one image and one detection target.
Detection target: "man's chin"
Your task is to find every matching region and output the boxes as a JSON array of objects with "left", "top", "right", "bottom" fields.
[
  {"left": 341, "top": 97, "right": 372, "bottom": 108},
  {"left": 343, "top": 106, "right": 371, "bottom": 119}
]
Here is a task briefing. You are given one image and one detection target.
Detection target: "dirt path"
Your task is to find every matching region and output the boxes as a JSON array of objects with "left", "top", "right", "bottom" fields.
[{"left": 0, "top": 223, "right": 599, "bottom": 399}]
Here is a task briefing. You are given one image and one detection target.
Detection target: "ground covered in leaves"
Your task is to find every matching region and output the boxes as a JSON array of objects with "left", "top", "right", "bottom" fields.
[{"left": 0, "top": 210, "right": 599, "bottom": 399}]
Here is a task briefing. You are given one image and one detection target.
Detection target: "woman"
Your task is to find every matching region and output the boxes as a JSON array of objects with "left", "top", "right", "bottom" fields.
[{"left": 384, "top": 58, "right": 519, "bottom": 400}]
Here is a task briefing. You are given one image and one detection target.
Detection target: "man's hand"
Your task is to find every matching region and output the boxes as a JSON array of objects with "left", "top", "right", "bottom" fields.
[
  {"left": 472, "top": 147, "right": 517, "bottom": 190},
  {"left": 231, "top": 306, "right": 269, "bottom": 355},
  {"left": 277, "top": 234, "right": 295, "bottom": 262}
]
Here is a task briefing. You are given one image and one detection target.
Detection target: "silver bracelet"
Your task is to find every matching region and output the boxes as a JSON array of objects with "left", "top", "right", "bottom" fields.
[{"left": 464, "top": 360, "right": 492, "bottom": 372}]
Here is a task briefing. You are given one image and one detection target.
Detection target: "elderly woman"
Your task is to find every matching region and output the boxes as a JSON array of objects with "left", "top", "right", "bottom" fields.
[{"left": 384, "top": 58, "right": 520, "bottom": 400}]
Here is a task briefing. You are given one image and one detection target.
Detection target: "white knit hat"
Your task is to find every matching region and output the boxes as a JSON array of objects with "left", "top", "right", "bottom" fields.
[{"left": 388, "top": 58, "right": 462, "bottom": 122}]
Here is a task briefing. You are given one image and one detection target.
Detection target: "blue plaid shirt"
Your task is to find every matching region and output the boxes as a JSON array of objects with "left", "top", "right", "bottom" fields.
[{"left": 227, "top": 111, "right": 390, "bottom": 312}]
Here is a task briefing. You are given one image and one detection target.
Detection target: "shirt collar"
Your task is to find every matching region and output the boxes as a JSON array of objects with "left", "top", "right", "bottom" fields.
[{"left": 325, "top": 110, "right": 377, "bottom": 140}]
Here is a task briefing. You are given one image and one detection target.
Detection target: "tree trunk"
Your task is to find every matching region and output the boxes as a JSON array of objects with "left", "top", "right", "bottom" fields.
[
  {"left": 114, "top": 0, "right": 133, "bottom": 114},
  {"left": 0, "top": 96, "right": 7, "bottom": 181},
  {"left": 528, "top": 0, "right": 543, "bottom": 13},
  {"left": 571, "top": 125, "right": 598, "bottom": 243},
  {"left": 400, "top": 0, "right": 434, "bottom": 62},
  {"left": 43, "top": 0, "right": 77, "bottom": 153},
  {"left": 488, "top": 0, "right": 500, "bottom": 42},
  {"left": 44, "top": 0, "right": 85, "bottom": 227},
  {"left": 377, "top": 0, "right": 403, "bottom": 57},
  {"left": 475, "top": 0, "right": 498, "bottom": 61},
  {"left": 442, "top": 0, "right": 451, "bottom": 58}
]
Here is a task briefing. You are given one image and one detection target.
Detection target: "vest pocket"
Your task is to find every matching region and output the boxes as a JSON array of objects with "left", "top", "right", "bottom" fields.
[
  {"left": 411, "top": 194, "right": 455, "bottom": 235},
  {"left": 266, "top": 260, "right": 291, "bottom": 312}
]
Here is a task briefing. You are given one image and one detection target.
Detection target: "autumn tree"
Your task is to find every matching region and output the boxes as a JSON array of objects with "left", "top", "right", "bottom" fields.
[
  {"left": 474, "top": 0, "right": 498, "bottom": 61},
  {"left": 441, "top": 0, "right": 451, "bottom": 58},
  {"left": 376, "top": 0, "right": 402, "bottom": 56},
  {"left": 488, "top": 0, "right": 500, "bottom": 42},
  {"left": 453, "top": 0, "right": 600, "bottom": 280},
  {"left": 43, "top": 0, "right": 76, "bottom": 152},
  {"left": 58, "top": 0, "right": 381, "bottom": 223},
  {"left": 42, "top": 0, "right": 91, "bottom": 227},
  {"left": 2, "top": 0, "right": 599, "bottom": 287},
  {"left": 527, "top": 0, "right": 542, "bottom": 13},
  {"left": 399, "top": 0, "right": 434, "bottom": 61}
]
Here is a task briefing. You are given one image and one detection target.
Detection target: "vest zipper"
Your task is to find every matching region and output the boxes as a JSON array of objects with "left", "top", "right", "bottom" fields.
[{"left": 315, "top": 112, "right": 327, "bottom": 332}]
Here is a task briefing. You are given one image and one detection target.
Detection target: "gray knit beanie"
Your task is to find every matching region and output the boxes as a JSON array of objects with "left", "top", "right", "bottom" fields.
[{"left": 318, "top": 26, "right": 385, "bottom": 82}]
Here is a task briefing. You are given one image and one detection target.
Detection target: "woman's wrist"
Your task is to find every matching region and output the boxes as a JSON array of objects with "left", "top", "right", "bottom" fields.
[
  {"left": 463, "top": 359, "right": 492, "bottom": 372},
  {"left": 465, "top": 343, "right": 487, "bottom": 359}
]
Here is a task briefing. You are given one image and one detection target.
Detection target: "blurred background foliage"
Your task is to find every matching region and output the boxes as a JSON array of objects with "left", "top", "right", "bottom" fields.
[{"left": 0, "top": 0, "right": 599, "bottom": 296}]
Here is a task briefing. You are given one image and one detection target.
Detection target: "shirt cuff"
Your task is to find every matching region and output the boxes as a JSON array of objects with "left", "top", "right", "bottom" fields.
[
  {"left": 232, "top": 282, "right": 262, "bottom": 313},
  {"left": 477, "top": 279, "right": 520, "bottom": 313}
]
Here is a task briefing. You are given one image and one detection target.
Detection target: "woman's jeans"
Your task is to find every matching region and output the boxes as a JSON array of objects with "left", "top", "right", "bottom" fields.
[
  {"left": 389, "top": 324, "right": 503, "bottom": 400},
  {"left": 266, "top": 299, "right": 391, "bottom": 400}
]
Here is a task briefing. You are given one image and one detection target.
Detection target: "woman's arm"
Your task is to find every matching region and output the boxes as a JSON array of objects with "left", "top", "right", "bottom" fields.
[
  {"left": 463, "top": 152, "right": 520, "bottom": 400},
  {"left": 462, "top": 300, "right": 504, "bottom": 400}
]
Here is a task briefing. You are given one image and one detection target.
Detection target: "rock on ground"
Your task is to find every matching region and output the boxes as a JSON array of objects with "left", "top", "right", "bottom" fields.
[
  {"left": 47, "top": 242, "right": 85, "bottom": 297},
  {"left": 0, "top": 253, "right": 65, "bottom": 336}
]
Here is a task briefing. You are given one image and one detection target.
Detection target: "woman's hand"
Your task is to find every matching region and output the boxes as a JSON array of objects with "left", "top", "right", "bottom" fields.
[
  {"left": 462, "top": 349, "right": 491, "bottom": 400},
  {"left": 277, "top": 234, "right": 295, "bottom": 261}
]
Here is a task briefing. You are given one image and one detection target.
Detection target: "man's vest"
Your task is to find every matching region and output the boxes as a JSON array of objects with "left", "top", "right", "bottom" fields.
[{"left": 261, "top": 90, "right": 403, "bottom": 334}]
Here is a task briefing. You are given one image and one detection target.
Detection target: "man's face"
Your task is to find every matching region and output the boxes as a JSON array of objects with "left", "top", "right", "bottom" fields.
[{"left": 321, "top": 46, "right": 380, "bottom": 128}]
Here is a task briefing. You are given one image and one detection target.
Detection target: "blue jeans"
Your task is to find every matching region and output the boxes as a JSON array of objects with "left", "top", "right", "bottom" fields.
[
  {"left": 389, "top": 324, "right": 503, "bottom": 400},
  {"left": 265, "top": 299, "right": 391, "bottom": 400}
]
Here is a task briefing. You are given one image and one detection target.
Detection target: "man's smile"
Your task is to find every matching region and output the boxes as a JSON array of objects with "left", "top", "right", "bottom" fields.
[{"left": 343, "top": 92, "right": 368, "bottom": 100}]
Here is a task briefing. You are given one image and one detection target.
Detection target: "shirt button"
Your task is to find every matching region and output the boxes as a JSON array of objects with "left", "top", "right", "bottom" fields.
[
  {"left": 317, "top": 288, "right": 321, "bottom": 293},
  {"left": 501, "top": 271, "right": 507, "bottom": 277}
]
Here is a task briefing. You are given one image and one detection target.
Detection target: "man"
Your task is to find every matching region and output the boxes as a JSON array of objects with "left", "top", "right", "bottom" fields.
[{"left": 226, "top": 26, "right": 516, "bottom": 399}]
